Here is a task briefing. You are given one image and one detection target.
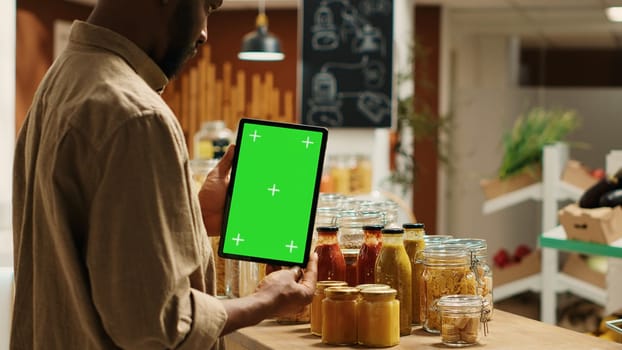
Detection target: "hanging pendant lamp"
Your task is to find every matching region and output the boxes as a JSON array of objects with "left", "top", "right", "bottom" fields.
[{"left": 238, "top": 0, "right": 284, "bottom": 61}]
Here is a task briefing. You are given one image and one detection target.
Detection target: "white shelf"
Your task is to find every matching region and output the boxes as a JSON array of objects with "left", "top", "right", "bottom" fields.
[
  {"left": 493, "top": 274, "right": 541, "bottom": 301},
  {"left": 556, "top": 273, "right": 607, "bottom": 306},
  {"left": 482, "top": 183, "right": 543, "bottom": 214}
]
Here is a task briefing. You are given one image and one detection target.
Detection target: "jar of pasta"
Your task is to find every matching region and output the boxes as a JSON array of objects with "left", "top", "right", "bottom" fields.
[
  {"left": 337, "top": 210, "right": 383, "bottom": 249},
  {"left": 357, "top": 224, "right": 383, "bottom": 285},
  {"left": 446, "top": 238, "right": 494, "bottom": 320},
  {"left": 321, "top": 286, "right": 360, "bottom": 345},
  {"left": 403, "top": 223, "right": 426, "bottom": 325},
  {"left": 437, "top": 294, "right": 490, "bottom": 347},
  {"left": 310, "top": 280, "right": 348, "bottom": 336},
  {"left": 375, "top": 228, "right": 412, "bottom": 336},
  {"left": 357, "top": 287, "right": 400, "bottom": 347},
  {"left": 421, "top": 246, "right": 477, "bottom": 333}
]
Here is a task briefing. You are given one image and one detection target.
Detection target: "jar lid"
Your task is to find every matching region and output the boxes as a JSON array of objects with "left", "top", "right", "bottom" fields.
[
  {"left": 324, "top": 286, "right": 360, "bottom": 298},
  {"left": 360, "top": 287, "right": 397, "bottom": 298},
  {"left": 341, "top": 248, "right": 359, "bottom": 257},
  {"left": 316, "top": 281, "right": 348, "bottom": 291},
  {"left": 403, "top": 223, "right": 424, "bottom": 229},
  {"left": 316, "top": 226, "right": 339, "bottom": 233},
  {"left": 437, "top": 294, "right": 490, "bottom": 310},
  {"left": 355, "top": 283, "right": 391, "bottom": 290},
  {"left": 381, "top": 228, "right": 404, "bottom": 234},
  {"left": 362, "top": 224, "right": 384, "bottom": 231}
]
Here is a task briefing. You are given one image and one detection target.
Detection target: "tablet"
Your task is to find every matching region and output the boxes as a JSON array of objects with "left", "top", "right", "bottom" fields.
[{"left": 219, "top": 118, "right": 328, "bottom": 267}]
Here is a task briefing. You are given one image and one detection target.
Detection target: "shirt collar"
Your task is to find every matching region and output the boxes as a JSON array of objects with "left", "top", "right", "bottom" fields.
[{"left": 68, "top": 20, "right": 169, "bottom": 93}]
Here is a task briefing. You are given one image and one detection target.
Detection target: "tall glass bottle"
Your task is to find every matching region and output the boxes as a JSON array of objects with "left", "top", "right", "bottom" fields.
[
  {"left": 374, "top": 228, "right": 412, "bottom": 336},
  {"left": 315, "top": 226, "right": 346, "bottom": 281},
  {"left": 403, "top": 223, "right": 426, "bottom": 325},
  {"left": 357, "top": 225, "right": 383, "bottom": 285}
]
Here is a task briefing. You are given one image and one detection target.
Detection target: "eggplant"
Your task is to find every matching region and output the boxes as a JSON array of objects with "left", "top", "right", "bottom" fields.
[
  {"left": 599, "top": 188, "right": 622, "bottom": 207},
  {"left": 579, "top": 168, "right": 622, "bottom": 208}
]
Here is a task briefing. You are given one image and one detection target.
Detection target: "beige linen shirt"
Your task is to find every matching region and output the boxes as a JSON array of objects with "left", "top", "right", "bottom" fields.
[{"left": 12, "top": 21, "right": 227, "bottom": 349}]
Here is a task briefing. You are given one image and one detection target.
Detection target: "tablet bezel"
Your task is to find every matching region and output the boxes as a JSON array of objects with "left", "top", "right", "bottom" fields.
[{"left": 218, "top": 118, "right": 328, "bottom": 267}]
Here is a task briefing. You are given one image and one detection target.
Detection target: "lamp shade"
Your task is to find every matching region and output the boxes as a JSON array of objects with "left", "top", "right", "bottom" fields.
[{"left": 238, "top": 14, "right": 284, "bottom": 61}]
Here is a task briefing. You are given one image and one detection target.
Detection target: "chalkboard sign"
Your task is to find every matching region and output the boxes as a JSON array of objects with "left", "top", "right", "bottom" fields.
[{"left": 300, "top": 0, "right": 394, "bottom": 128}]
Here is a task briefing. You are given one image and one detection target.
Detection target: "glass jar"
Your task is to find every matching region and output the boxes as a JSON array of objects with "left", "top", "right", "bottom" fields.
[
  {"left": 374, "top": 228, "right": 412, "bottom": 336},
  {"left": 350, "top": 154, "right": 373, "bottom": 194},
  {"left": 355, "top": 283, "right": 391, "bottom": 291},
  {"left": 314, "top": 226, "right": 346, "bottom": 281},
  {"left": 337, "top": 210, "right": 383, "bottom": 249},
  {"left": 342, "top": 249, "right": 359, "bottom": 286},
  {"left": 437, "top": 294, "right": 490, "bottom": 347},
  {"left": 357, "top": 287, "right": 400, "bottom": 347},
  {"left": 446, "top": 238, "right": 494, "bottom": 319},
  {"left": 421, "top": 246, "right": 477, "bottom": 333},
  {"left": 328, "top": 154, "right": 354, "bottom": 194},
  {"left": 193, "top": 120, "right": 233, "bottom": 160},
  {"left": 403, "top": 223, "right": 426, "bottom": 325},
  {"left": 310, "top": 281, "right": 348, "bottom": 336},
  {"left": 321, "top": 286, "right": 359, "bottom": 345},
  {"left": 317, "top": 193, "right": 346, "bottom": 209},
  {"left": 357, "top": 224, "right": 383, "bottom": 285}
]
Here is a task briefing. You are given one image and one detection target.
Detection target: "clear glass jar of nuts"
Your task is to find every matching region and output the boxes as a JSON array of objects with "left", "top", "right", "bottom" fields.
[{"left": 437, "top": 294, "right": 490, "bottom": 347}]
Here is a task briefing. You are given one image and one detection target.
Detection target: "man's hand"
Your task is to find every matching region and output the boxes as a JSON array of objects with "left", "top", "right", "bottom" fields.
[
  {"left": 198, "top": 145, "right": 235, "bottom": 236},
  {"left": 255, "top": 252, "right": 318, "bottom": 318}
]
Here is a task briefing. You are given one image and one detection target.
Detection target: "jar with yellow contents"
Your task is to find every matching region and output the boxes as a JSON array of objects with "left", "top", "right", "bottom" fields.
[
  {"left": 374, "top": 228, "right": 412, "bottom": 336},
  {"left": 321, "top": 286, "right": 360, "bottom": 345},
  {"left": 357, "top": 287, "right": 400, "bottom": 347},
  {"left": 421, "top": 246, "right": 477, "bottom": 333},
  {"left": 403, "top": 223, "right": 426, "bottom": 325},
  {"left": 310, "top": 281, "right": 347, "bottom": 336}
]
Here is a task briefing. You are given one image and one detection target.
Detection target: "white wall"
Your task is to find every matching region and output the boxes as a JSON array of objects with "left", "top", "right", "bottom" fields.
[{"left": 0, "top": 0, "right": 15, "bottom": 267}]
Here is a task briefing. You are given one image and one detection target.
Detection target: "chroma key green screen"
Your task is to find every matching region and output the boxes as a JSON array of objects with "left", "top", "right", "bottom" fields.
[{"left": 219, "top": 119, "right": 328, "bottom": 266}]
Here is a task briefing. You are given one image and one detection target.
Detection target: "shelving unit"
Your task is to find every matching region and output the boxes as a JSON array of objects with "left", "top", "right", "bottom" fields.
[
  {"left": 484, "top": 142, "right": 583, "bottom": 302},
  {"left": 540, "top": 225, "right": 622, "bottom": 324}
]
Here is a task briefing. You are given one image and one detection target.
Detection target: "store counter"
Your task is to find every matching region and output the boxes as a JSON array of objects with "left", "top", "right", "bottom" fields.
[{"left": 224, "top": 310, "right": 619, "bottom": 349}]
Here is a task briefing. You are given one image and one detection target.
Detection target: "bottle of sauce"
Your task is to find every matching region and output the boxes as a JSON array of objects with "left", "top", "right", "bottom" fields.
[
  {"left": 374, "top": 228, "right": 412, "bottom": 336},
  {"left": 314, "top": 226, "right": 346, "bottom": 281},
  {"left": 403, "top": 223, "right": 426, "bottom": 325},
  {"left": 357, "top": 224, "right": 383, "bottom": 285}
]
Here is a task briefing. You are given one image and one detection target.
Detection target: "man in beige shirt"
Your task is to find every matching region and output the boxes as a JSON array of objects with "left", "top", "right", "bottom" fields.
[{"left": 11, "top": 0, "right": 317, "bottom": 349}]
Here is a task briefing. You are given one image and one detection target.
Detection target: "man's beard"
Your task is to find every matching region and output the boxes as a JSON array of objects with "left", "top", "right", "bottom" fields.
[{"left": 157, "top": 2, "right": 198, "bottom": 78}]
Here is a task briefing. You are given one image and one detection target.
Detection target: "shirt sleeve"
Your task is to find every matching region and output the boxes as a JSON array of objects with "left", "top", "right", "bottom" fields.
[{"left": 86, "top": 112, "right": 227, "bottom": 349}]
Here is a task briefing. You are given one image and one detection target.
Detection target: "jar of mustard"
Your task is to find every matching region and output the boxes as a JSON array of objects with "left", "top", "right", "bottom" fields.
[
  {"left": 403, "top": 223, "right": 425, "bottom": 325},
  {"left": 421, "top": 246, "right": 477, "bottom": 333},
  {"left": 437, "top": 294, "right": 490, "bottom": 347},
  {"left": 321, "top": 286, "right": 360, "bottom": 345},
  {"left": 374, "top": 228, "right": 412, "bottom": 336},
  {"left": 310, "top": 280, "right": 347, "bottom": 336},
  {"left": 357, "top": 287, "right": 400, "bottom": 347}
]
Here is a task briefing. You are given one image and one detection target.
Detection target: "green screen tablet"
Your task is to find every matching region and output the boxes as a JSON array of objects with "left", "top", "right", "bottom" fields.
[{"left": 219, "top": 118, "right": 328, "bottom": 267}]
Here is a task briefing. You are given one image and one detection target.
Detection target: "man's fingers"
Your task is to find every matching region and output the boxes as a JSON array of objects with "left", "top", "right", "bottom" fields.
[
  {"left": 216, "top": 144, "right": 235, "bottom": 175},
  {"left": 300, "top": 252, "right": 318, "bottom": 289}
]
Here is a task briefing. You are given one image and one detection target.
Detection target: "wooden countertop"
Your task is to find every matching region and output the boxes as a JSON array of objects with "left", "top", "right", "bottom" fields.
[{"left": 224, "top": 310, "right": 621, "bottom": 349}]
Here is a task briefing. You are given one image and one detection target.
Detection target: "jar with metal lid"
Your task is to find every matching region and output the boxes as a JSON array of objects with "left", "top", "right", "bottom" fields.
[
  {"left": 375, "top": 228, "right": 412, "bottom": 336},
  {"left": 310, "top": 281, "right": 348, "bottom": 336},
  {"left": 337, "top": 210, "right": 383, "bottom": 249},
  {"left": 357, "top": 224, "right": 383, "bottom": 284},
  {"left": 437, "top": 294, "right": 490, "bottom": 347},
  {"left": 446, "top": 238, "right": 494, "bottom": 319},
  {"left": 357, "top": 287, "right": 400, "bottom": 347},
  {"left": 321, "top": 286, "right": 360, "bottom": 345},
  {"left": 314, "top": 226, "right": 346, "bottom": 281},
  {"left": 355, "top": 283, "right": 391, "bottom": 291},
  {"left": 403, "top": 223, "right": 426, "bottom": 325},
  {"left": 421, "top": 246, "right": 477, "bottom": 333},
  {"left": 193, "top": 120, "right": 233, "bottom": 160},
  {"left": 342, "top": 248, "right": 359, "bottom": 286}
]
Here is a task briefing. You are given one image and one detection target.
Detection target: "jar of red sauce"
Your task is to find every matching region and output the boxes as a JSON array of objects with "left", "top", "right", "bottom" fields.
[
  {"left": 315, "top": 226, "right": 346, "bottom": 281},
  {"left": 357, "top": 224, "right": 383, "bottom": 285}
]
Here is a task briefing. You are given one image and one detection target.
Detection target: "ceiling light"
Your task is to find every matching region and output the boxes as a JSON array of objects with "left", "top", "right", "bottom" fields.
[
  {"left": 238, "top": 0, "right": 284, "bottom": 62},
  {"left": 606, "top": 7, "right": 622, "bottom": 22}
]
